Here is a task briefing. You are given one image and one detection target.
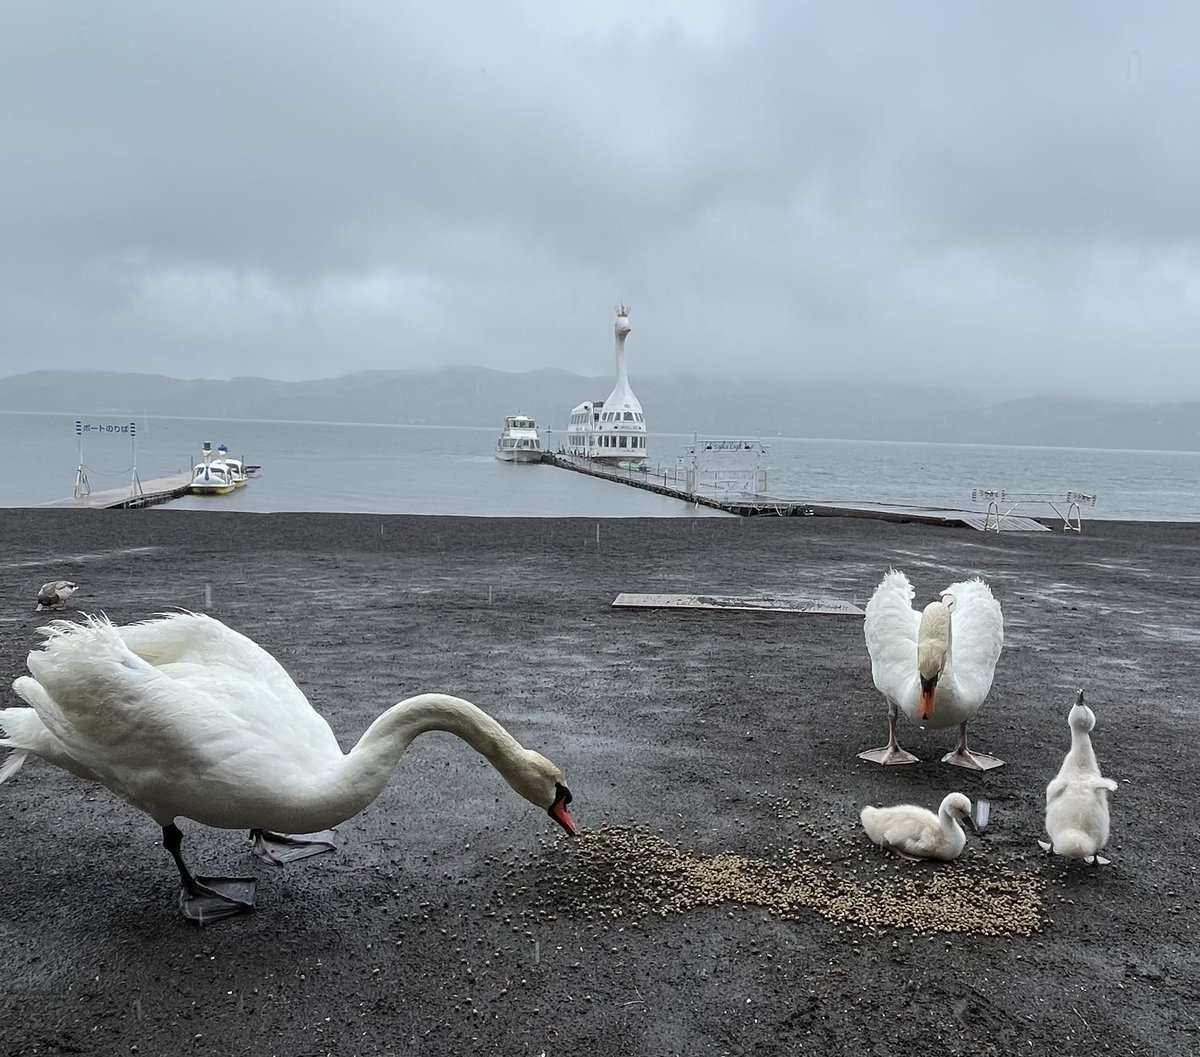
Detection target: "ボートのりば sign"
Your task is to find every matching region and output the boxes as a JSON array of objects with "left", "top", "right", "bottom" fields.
[
  {"left": 73, "top": 420, "right": 142, "bottom": 499},
  {"left": 76, "top": 420, "right": 137, "bottom": 436}
]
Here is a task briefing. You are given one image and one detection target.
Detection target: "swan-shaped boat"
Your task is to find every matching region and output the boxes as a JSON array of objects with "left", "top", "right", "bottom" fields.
[
  {"left": 860, "top": 570, "right": 1005, "bottom": 769},
  {"left": 1038, "top": 690, "right": 1117, "bottom": 865},
  {"left": 1, "top": 613, "right": 576, "bottom": 924},
  {"left": 860, "top": 792, "right": 977, "bottom": 861}
]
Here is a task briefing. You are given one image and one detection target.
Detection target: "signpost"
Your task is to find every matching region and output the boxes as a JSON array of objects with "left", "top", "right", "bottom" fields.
[{"left": 74, "top": 420, "right": 143, "bottom": 500}]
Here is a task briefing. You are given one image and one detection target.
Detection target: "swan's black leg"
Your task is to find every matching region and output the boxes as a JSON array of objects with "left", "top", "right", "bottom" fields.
[
  {"left": 162, "top": 823, "right": 256, "bottom": 925},
  {"left": 857, "top": 698, "right": 920, "bottom": 765},
  {"left": 249, "top": 828, "right": 337, "bottom": 865}
]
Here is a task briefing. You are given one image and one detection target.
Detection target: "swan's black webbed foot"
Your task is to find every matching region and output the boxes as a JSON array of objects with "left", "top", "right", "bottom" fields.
[
  {"left": 179, "top": 876, "right": 257, "bottom": 924},
  {"left": 162, "top": 822, "right": 256, "bottom": 925},
  {"left": 250, "top": 828, "right": 337, "bottom": 865}
]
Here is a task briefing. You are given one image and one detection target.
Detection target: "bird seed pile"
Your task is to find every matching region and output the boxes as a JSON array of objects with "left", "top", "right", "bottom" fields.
[{"left": 529, "top": 824, "right": 1045, "bottom": 937}]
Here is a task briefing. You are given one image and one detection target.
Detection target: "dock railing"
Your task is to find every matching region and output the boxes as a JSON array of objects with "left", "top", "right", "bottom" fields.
[
  {"left": 971, "top": 489, "right": 1097, "bottom": 532},
  {"left": 549, "top": 452, "right": 767, "bottom": 497}
]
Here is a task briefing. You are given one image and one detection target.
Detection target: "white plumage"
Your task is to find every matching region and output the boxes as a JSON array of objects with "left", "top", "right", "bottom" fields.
[
  {"left": 1, "top": 612, "right": 576, "bottom": 922},
  {"left": 860, "top": 569, "right": 1005, "bottom": 769},
  {"left": 1039, "top": 691, "right": 1117, "bottom": 865},
  {"left": 860, "top": 792, "right": 975, "bottom": 861}
]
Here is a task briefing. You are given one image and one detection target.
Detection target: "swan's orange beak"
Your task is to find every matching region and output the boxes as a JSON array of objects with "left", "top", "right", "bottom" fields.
[
  {"left": 548, "top": 784, "right": 577, "bottom": 835},
  {"left": 919, "top": 676, "right": 937, "bottom": 722}
]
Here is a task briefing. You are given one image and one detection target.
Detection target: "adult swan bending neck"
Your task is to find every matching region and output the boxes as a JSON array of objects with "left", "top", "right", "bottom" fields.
[
  {"left": 860, "top": 569, "right": 1005, "bottom": 770},
  {"left": 2, "top": 613, "right": 576, "bottom": 924}
]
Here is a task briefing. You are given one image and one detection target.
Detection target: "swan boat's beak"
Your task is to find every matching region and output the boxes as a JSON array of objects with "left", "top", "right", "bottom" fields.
[{"left": 548, "top": 782, "right": 577, "bottom": 836}]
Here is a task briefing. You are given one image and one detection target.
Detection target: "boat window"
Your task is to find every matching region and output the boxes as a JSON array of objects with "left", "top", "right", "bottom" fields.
[
  {"left": 619, "top": 436, "right": 627, "bottom": 447},
  {"left": 623, "top": 412, "right": 633, "bottom": 420}
]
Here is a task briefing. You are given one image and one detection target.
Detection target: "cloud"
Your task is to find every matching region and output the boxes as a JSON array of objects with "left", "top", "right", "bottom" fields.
[{"left": 1, "top": 0, "right": 1196, "bottom": 399}]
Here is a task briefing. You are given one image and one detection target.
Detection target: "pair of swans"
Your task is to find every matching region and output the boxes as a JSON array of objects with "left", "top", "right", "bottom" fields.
[
  {"left": 1, "top": 612, "right": 576, "bottom": 924},
  {"left": 857, "top": 569, "right": 999, "bottom": 862},
  {"left": 860, "top": 569, "right": 1005, "bottom": 770},
  {"left": 862, "top": 692, "right": 1118, "bottom": 864}
]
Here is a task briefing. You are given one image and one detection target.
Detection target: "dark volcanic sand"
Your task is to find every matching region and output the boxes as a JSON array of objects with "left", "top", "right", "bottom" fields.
[{"left": 1, "top": 509, "right": 1197, "bottom": 1057}]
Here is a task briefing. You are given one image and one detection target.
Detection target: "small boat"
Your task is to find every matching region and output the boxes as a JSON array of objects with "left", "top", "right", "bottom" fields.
[
  {"left": 495, "top": 414, "right": 544, "bottom": 463},
  {"left": 190, "top": 461, "right": 236, "bottom": 495},
  {"left": 212, "top": 445, "right": 249, "bottom": 488},
  {"left": 190, "top": 442, "right": 238, "bottom": 495}
]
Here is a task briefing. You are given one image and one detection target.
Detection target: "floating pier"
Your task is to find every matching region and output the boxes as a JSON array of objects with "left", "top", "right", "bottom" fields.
[
  {"left": 46, "top": 472, "right": 194, "bottom": 510},
  {"left": 544, "top": 454, "right": 1050, "bottom": 530}
]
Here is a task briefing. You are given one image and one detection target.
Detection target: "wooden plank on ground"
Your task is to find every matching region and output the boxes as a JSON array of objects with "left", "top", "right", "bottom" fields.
[{"left": 612, "top": 592, "right": 864, "bottom": 615}]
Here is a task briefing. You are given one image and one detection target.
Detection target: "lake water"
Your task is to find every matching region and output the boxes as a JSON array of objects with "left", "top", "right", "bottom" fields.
[{"left": 1, "top": 411, "right": 1197, "bottom": 521}]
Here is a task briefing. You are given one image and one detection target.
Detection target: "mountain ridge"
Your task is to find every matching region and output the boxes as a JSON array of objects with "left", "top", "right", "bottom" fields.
[{"left": 1, "top": 368, "right": 1196, "bottom": 452}]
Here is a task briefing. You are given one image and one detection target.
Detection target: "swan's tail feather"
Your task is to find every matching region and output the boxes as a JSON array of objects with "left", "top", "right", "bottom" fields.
[
  {"left": 0, "top": 750, "right": 30, "bottom": 784},
  {"left": 35, "top": 613, "right": 113, "bottom": 639},
  {"left": 0, "top": 707, "right": 33, "bottom": 784},
  {"left": 1052, "top": 829, "right": 1099, "bottom": 859}
]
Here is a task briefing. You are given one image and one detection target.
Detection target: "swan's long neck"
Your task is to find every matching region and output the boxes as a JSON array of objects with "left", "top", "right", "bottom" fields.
[
  {"left": 338, "top": 694, "right": 526, "bottom": 816},
  {"left": 1066, "top": 726, "right": 1099, "bottom": 773},
  {"left": 917, "top": 603, "right": 953, "bottom": 683},
  {"left": 938, "top": 802, "right": 961, "bottom": 832}
]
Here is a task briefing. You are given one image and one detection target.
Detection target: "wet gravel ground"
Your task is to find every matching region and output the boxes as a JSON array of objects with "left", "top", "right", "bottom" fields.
[{"left": 1, "top": 508, "right": 1197, "bottom": 1057}]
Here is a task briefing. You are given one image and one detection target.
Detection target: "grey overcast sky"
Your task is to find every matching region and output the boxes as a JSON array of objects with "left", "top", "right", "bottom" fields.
[{"left": 1, "top": 1, "right": 1196, "bottom": 399}]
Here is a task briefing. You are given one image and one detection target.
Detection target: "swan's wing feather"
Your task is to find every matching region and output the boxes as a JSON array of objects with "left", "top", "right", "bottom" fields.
[
  {"left": 875, "top": 810, "right": 940, "bottom": 857},
  {"left": 864, "top": 571, "right": 920, "bottom": 696},
  {"left": 943, "top": 578, "right": 1003, "bottom": 692},
  {"left": 3, "top": 695, "right": 103, "bottom": 782},
  {"left": 116, "top": 612, "right": 328, "bottom": 728},
  {"left": 25, "top": 618, "right": 341, "bottom": 779}
]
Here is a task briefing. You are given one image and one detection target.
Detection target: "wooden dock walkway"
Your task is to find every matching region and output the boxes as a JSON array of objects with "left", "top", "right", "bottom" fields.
[
  {"left": 543, "top": 454, "right": 1050, "bottom": 531},
  {"left": 45, "top": 472, "right": 194, "bottom": 510}
]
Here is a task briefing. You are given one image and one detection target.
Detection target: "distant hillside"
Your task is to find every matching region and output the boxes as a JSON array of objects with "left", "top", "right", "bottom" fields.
[{"left": 1, "top": 368, "right": 1197, "bottom": 451}]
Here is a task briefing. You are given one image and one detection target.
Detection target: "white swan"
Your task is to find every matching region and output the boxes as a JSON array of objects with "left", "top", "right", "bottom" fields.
[
  {"left": 860, "top": 792, "right": 975, "bottom": 861},
  {"left": 1, "top": 613, "right": 577, "bottom": 923},
  {"left": 36, "top": 580, "right": 77, "bottom": 612},
  {"left": 1038, "top": 691, "right": 1117, "bottom": 865},
  {"left": 860, "top": 569, "right": 1004, "bottom": 769}
]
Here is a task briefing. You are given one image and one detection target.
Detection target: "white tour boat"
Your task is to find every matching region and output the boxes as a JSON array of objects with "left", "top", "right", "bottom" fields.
[
  {"left": 566, "top": 306, "right": 647, "bottom": 466},
  {"left": 495, "top": 414, "right": 544, "bottom": 463}
]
